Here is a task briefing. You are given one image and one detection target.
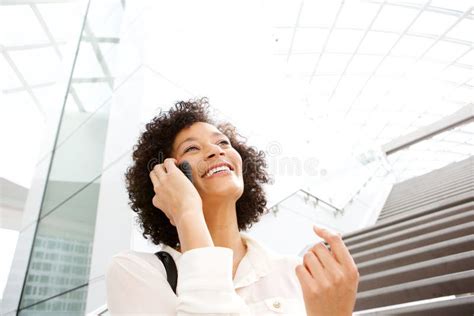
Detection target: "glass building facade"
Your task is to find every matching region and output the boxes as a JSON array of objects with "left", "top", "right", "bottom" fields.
[{"left": 2, "top": 0, "right": 123, "bottom": 314}]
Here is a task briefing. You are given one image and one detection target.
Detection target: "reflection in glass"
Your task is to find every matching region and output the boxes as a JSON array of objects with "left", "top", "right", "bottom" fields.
[
  {"left": 20, "top": 180, "right": 100, "bottom": 308},
  {"left": 18, "top": 286, "right": 88, "bottom": 316},
  {"left": 40, "top": 102, "right": 111, "bottom": 216}
]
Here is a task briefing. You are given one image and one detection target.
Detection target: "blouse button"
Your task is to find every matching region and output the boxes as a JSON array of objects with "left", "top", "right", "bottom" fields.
[{"left": 273, "top": 301, "right": 281, "bottom": 309}]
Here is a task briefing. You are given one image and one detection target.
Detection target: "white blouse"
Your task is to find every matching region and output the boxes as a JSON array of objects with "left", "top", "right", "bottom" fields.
[{"left": 106, "top": 232, "right": 307, "bottom": 315}]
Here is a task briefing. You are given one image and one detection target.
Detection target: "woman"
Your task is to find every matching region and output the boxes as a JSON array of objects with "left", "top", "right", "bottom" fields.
[{"left": 106, "top": 98, "right": 359, "bottom": 315}]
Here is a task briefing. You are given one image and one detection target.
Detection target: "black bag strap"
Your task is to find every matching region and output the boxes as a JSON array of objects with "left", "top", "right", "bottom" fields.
[{"left": 155, "top": 251, "right": 178, "bottom": 295}]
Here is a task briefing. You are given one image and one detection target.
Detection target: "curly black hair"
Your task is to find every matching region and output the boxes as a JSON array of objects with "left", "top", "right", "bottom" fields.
[{"left": 124, "top": 97, "right": 271, "bottom": 249}]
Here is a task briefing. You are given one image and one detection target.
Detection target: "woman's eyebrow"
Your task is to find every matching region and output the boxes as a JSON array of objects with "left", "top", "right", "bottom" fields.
[{"left": 177, "top": 132, "right": 226, "bottom": 151}]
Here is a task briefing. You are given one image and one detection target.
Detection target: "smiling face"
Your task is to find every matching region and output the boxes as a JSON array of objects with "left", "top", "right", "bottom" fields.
[{"left": 171, "top": 122, "right": 244, "bottom": 202}]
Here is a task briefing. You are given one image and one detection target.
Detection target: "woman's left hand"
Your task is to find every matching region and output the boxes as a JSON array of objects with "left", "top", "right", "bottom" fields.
[{"left": 295, "top": 225, "right": 359, "bottom": 316}]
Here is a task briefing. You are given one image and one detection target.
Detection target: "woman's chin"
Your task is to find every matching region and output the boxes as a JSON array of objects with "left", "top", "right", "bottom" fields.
[{"left": 198, "top": 182, "right": 243, "bottom": 199}]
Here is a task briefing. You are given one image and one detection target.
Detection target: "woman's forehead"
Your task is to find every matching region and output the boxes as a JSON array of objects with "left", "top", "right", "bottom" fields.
[{"left": 175, "top": 122, "right": 221, "bottom": 141}]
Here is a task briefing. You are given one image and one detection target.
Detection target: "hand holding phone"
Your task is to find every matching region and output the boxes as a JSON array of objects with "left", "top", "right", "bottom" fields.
[
  {"left": 149, "top": 158, "right": 202, "bottom": 227},
  {"left": 178, "top": 161, "right": 193, "bottom": 184}
]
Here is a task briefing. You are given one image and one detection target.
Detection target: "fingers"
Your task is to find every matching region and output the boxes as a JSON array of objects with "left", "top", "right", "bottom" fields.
[
  {"left": 149, "top": 158, "right": 177, "bottom": 184},
  {"left": 294, "top": 225, "right": 360, "bottom": 315},
  {"left": 313, "top": 225, "right": 358, "bottom": 273},
  {"left": 303, "top": 241, "right": 343, "bottom": 286},
  {"left": 295, "top": 260, "right": 330, "bottom": 297},
  {"left": 310, "top": 242, "right": 340, "bottom": 274},
  {"left": 303, "top": 250, "right": 324, "bottom": 278},
  {"left": 295, "top": 264, "right": 313, "bottom": 293},
  {"left": 149, "top": 165, "right": 165, "bottom": 188},
  {"left": 149, "top": 169, "right": 160, "bottom": 187},
  {"left": 154, "top": 164, "right": 166, "bottom": 178},
  {"left": 147, "top": 158, "right": 183, "bottom": 228},
  {"left": 163, "top": 158, "right": 178, "bottom": 173}
]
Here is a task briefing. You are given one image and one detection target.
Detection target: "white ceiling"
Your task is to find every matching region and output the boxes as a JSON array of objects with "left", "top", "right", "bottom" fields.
[{"left": 264, "top": 0, "right": 473, "bottom": 183}]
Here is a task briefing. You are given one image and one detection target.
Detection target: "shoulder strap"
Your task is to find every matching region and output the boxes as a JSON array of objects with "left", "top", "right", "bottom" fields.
[{"left": 155, "top": 251, "right": 178, "bottom": 295}]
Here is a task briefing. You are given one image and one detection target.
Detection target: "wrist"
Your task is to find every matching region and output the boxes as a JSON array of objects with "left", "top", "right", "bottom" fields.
[
  {"left": 176, "top": 209, "right": 204, "bottom": 227},
  {"left": 176, "top": 210, "right": 213, "bottom": 252}
]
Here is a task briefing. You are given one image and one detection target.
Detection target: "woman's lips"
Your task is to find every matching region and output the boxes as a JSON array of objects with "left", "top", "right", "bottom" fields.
[{"left": 203, "top": 169, "right": 232, "bottom": 179}]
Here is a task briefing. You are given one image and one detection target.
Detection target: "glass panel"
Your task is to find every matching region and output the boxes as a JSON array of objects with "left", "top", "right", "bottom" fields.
[
  {"left": 252, "top": 189, "right": 344, "bottom": 255},
  {"left": 372, "top": 6, "right": 418, "bottom": 33},
  {"left": 18, "top": 285, "right": 88, "bottom": 316},
  {"left": 37, "top": 0, "right": 123, "bottom": 217},
  {"left": 17, "top": 0, "right": 124, "bottom": 311},
  {"left": 386, "top": 121, "right": 474, "bottom": 183},
  {"left": 40, "top": 101, "right": 111, "bottom": 217},
  {"left": 19, "top": 179, "right": 100, "bottom": 308},
  {"left": 326, "top": 30, "right": 364, "bottom": 53}
]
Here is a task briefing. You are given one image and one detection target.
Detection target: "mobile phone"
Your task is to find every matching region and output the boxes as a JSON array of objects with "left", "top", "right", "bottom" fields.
[{"left": 178, "top": 161, "right": 193, "bottom": 184}]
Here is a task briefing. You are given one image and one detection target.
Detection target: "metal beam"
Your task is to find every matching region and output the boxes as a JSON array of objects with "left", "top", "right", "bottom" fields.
[
  {"left": 83, "top": 23, "right": 114, "bottom": 89},
  {"left": 308, "top": 0, "right": 346, "bottom": 83},
  {"left": 1, "top": 42, "right": 66, "bottom": 51},
  {"left": 69, "top": 85, "right": 86, "bottom": 112},
  {"left": 286, "top": 0, "right": 304, "bottom": 63},
  {"left": 30, "top": 4, "right": 62, "bottom": 57},
  {"left": 2, "top": 81, "right": 56, "bottom": 93},
  {"left": 71, "top": 77, "right": 114, "bottom": 84},
  {"left": 81, "top": 36, "right": 120, "bottom": 44},
  {"left": 1, "top": 0, "right": 77, "bottom": 4},
  {"left": 382, "top": 103, "right": 474, "bottom": 155},
  {"left": 1, "top": 50, "right": 45, "bottom": 117}
]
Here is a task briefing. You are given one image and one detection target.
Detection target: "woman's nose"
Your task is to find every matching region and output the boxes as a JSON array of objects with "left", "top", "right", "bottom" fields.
[{"left": 205, "top": 143, "right": 225, "bottom": 159}]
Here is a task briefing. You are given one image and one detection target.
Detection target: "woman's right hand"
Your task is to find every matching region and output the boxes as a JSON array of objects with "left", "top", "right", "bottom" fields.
[{"left": 149, "top": 158, "right": 203, "bottom": 226}]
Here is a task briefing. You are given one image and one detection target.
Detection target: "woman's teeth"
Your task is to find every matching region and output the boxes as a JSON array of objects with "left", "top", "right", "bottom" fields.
[{"left": 205, "top": 166, "right": 230, "bottom": 178}]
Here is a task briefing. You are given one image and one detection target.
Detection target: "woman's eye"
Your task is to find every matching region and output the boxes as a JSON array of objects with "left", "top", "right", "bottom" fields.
[
  {"left": 184, "top": 140, "right": 229, "bottom": 153},
  {"left": 184, "top": 146, "right": 198, "bottom": 153}
]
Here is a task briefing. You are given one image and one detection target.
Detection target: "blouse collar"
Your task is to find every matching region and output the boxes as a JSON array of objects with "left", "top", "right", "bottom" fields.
[{"left": 161, "top": 232, "right": 277, "bottom": 289}]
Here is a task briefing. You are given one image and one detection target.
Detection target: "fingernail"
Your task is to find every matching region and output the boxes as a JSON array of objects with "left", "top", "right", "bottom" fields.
[{"left": 314, "top": 225, "right": 326, "bottom": 232}]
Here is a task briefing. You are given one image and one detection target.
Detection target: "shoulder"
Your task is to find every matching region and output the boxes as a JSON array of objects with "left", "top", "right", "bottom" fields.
[
  {"left": 106, "top": 249, "right": 167, "bottom": 281},
  {"left": 105, "top": 250, "right": 176, "bottom": 313},
  {"left": 110, "top": 249, "right": 158, "bottom": 264}
]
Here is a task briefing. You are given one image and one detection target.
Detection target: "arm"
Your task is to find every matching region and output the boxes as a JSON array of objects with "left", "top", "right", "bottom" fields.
[
  {"left": 176, "top": 245, "right": 252, "bottom": 315},
  {"left": 172, "top": 200, "right": 251, "bottom": 314},
  {"left": 175, "top": 211, "right": 214, "bottom": 252}
]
